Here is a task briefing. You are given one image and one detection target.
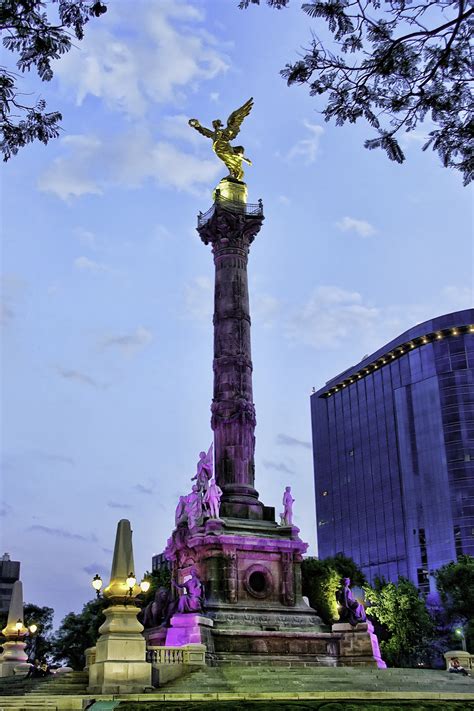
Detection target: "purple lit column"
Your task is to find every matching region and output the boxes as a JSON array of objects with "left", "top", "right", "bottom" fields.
[{"left": 198, "top": 201, "right": 265, "bottom": 519}]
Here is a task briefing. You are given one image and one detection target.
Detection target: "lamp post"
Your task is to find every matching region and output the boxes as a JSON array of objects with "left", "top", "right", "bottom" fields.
[
  {"left": 86, "top": 519, "right": 152, "bottom": 694},
  {"left": 454, "top": 626, "right": 467, "bottom": 652}
]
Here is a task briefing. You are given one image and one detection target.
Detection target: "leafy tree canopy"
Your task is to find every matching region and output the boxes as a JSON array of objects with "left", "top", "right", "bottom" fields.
[
  {"left": 140, "top": 566, "right": 172, "bottom": 607},
  {"left": 239, "top": 0, "right": 473, "bottom": 184},
  {"left": 23, "top": 603, "right": 54, "bottom": 661},
  {"left": 364, "top": 577, "right": 434, "bottom": 667},
  {"left": 1, "top": 0, "right": 107, "bottom": 162},
  {"left": 435, "top": 554, "right": 474, "bottom": 650},
  {"left": 52, "top": 597, "right": 106, "bottom": 670},
  {"left": 301, "top": 554, "right": 365, "bottom": 625}
]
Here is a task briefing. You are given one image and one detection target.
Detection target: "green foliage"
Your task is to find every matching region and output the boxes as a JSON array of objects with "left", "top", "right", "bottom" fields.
[
  {"left": 435, "top": 555, "right": 474, "bottom": 651},
  {"left": 0, "top": 603, "right": 54, "bottom": 661},
  {"left": 302, "top": 554, "right": 366, "bottom": 625},
  {"left": 140, "top": 567, "right": 171, "bottom": 607},
  {"left": 52, "top": 597, "right": 106, "bottom": 670},
  {"left": 324, "top": 552, "right": 366, "bottom": 587},
  {"left": 23, "top": 603, "right": 54, "bottom": 661},
  {"left": 301, "top": 557, "right": 341, "bottom": 624},
  {"left": 0, "top": 1, "right": 107, "bottom": 161},
  {"left": 364, "top": 577, "right": 434, "bottom": 667},
  {"left": 240, "top": 0, "right": 474, "bottom": 184}
]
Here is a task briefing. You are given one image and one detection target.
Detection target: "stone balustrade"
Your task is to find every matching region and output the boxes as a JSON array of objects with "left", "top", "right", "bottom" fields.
[{"left": 146, "top": 644, "right": 207, "bottom": 686}]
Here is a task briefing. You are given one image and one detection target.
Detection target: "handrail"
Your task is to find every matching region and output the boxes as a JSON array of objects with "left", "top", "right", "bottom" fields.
[
  {"left": 146, "top": 644, "right": 206, "bottom": 666},
  {"left": 198, "top": 194, "right": 263, "bottom": 228}
]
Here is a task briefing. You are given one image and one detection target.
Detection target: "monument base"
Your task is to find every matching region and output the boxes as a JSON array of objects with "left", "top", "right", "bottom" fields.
[
  {"left": 165, "top": 614, "right": 214, "bottom": 648},
  {"left": 0, "top": 640, "right": 28, "bottom": 677},
  {"left": 87, "top": 604, "right": 152, "bottom": 694},
  {"left": 332, "top": 621, "right": 387, "bottom": 668},
  {"left": 213, "top": 177, "right": 247, "bottom": 204}
]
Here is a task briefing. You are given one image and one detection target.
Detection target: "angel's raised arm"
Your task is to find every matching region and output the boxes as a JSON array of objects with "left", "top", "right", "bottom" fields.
[{"left": 188, "top": 119, "right": 214, "bottom": 139}]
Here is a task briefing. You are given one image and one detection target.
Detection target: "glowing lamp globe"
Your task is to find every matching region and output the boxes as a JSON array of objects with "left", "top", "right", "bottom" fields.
[
  {"left": 126, "top": 573, "right": 136, "bottom": 590},
  {"left": 140, "top": 579, "right": 151, "bottom": 594}
]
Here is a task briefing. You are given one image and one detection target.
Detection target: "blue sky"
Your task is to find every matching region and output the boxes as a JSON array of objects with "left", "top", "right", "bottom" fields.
[{"left": 1, "top": 0, "right": 472, "bottom": 627}]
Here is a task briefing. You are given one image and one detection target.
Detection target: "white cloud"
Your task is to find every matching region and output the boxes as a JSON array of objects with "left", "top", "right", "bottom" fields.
[
  {"left": 161, "top": 114, "right": 203, "bottom": 145},
  {"left": 252, "top": 293, "right": 280, "bottom": 328},
  {"left": 74, "top": 256, "right": 111, "bottom": 273},
  {"left": 210, "top": 92, "right": 220, "bottom": 102},
  {"left": 287, "top": 121, "right": 324, "bottom": 164},
  {"left": 287, "top": 284, "right": 474, "bottom": 352},
  {"left": 287, "top": 285, "right": 380, "bottom": 349},
  {"left": 185, "top": 276, "right": 213, "bottom": 321},
  {"left": 74, "top": 228, "right": 97, "bottom": 249},
  {"left": 102, "top": 326, "right": 153, "bottom": 357},
  {"left": 38, "top": 129, "right": 221, "bottom": 200},
  {"left": 336, "top": 216, "right": 377, "bottom": 238},
  {"left": 53, "top": 1, "right": 229, "bottom": 117},
  {"left": 278, "top": 195, "right": 290, "bottom": 205}
]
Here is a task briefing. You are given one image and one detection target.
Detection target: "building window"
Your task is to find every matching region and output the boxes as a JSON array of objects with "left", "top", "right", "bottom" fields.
[
  {"left": 454, "top": 526, "right": 463, "bottom": 557},
  {"left": 418, "top": 528, "right": 428, "bottom": 567},
  {"left": 417, "top": 567, "right": 430, "bottom": 594}
]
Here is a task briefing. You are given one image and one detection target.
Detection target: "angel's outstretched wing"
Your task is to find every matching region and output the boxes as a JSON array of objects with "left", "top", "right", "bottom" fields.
[
  {"left": 188, "top": 119, "right": 214, "bottom": 139},
  {"left": 223, "top": 98, "right": 254, "bottom": 141}
]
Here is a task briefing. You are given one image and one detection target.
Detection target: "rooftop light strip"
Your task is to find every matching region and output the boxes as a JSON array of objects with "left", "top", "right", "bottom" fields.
[{"left": 320, "top": 324, "right": 473, "bottom": 398}]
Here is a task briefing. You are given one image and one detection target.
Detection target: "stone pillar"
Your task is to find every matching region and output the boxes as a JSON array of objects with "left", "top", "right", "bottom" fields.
[
  {"left": 198, "top": 180, "right": 265, "bottom": 519},
  {"left": 0, "top": 581, "right": 29, "bottom": 677},
  {"left": 332, "top": 621, "right": 387, "bottom": 668},
  {"left": 87, "top": 520, "right": 151, "bottom": 694}
]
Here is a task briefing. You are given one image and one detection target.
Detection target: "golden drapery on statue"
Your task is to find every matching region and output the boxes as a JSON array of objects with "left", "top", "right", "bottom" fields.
[{"left": 189, "top": 98, "right": 254, "bottom": 182}]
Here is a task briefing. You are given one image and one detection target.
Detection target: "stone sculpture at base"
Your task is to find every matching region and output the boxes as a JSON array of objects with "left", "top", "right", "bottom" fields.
[
  {"left": 173, "top": 568, "right": 203, "bottom": 614},
  {"left": 203, "top": 478, "right": 223, "bottom": 518},
  {"left": 336, "top": 578, "right": 367, "bottom": 626},
  {"left": 281, "top": 486, "right": 295, "bottom": 526}
]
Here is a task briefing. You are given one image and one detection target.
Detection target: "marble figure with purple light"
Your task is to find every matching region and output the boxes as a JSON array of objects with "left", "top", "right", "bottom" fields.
[{"left": 281, "top": 486, "right": 295, "bottom": 526}]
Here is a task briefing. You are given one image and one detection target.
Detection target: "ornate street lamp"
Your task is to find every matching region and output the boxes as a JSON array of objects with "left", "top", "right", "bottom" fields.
[
  {"left": 126, "top": 572, "right": 137, "bottom": 598},
  {"left": 92, "top": 574, "right": 103, "bottom": 598}
]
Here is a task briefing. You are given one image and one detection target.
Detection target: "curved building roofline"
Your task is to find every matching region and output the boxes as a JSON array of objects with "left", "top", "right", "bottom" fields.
[{"left": 313, "top": 308, "right": 474, "bottom": 398}]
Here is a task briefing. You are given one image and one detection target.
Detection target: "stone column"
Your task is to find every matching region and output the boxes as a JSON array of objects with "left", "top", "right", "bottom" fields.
[
  {"left": 198, "top": 183, "right": 265, "bottom": 519},
  {"left": 0, "top": 581, "right": 29, "bottom": 677},
  {"left": 87, "top": 519, "right": 151, "bottom": 694}
]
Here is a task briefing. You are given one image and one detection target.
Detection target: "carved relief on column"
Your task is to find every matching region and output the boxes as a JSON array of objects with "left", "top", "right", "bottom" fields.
[
  {"left": 225, "top": 550, "right": 238, "bottom": 603},
  {"left": 281, "top": 552, "right": 295, "bottom": 606}
]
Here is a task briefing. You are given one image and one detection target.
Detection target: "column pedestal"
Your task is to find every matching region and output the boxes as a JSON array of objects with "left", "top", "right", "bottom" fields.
[
  {"left": 165, "top": 614, "right": 214, "bottom": 647},
  {"left": 332, "top": 621, "right": 387, "bottom": 668},
  {"left": 0, "top": 639, "right": 28, "bottom": 677},
  {"left": 87, "top": 604, "right": 151, "bottom": 694}
]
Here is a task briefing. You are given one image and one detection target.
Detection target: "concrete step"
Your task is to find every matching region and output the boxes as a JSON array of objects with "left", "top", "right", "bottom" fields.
[{"left": 163, "top": 666, "right": 474, "bottom": 695}]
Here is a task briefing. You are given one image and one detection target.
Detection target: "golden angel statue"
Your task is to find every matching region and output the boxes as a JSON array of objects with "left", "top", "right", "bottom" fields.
[{"left": 189, "top": 98, "right": 254, "bottom": 181}]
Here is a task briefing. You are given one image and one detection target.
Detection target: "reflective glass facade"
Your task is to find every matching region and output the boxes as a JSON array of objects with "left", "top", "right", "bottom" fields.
[{"left": 311, "top": 310, "right": 474, "bottom": 592}]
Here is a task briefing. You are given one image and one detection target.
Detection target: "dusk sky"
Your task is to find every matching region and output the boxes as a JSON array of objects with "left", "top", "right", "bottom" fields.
[{"left": 1, "top": 0, "right": 472, "bottom": 628}]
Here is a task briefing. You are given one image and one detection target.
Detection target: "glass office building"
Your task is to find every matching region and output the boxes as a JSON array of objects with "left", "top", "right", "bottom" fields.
[{"left": 311, "top": 309, "right": 474, "bottom": 593}]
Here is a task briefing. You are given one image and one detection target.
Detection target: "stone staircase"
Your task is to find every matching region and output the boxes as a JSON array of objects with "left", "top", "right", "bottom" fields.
[
  {"left": 0, "top": 672, "right": 89, "bottom": 710},
  {"left": 25, "top": 672, "right": 88, "bottom": 697},
  {"left": 163, "top": 664, "right": 474, "bottom": 696}
]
